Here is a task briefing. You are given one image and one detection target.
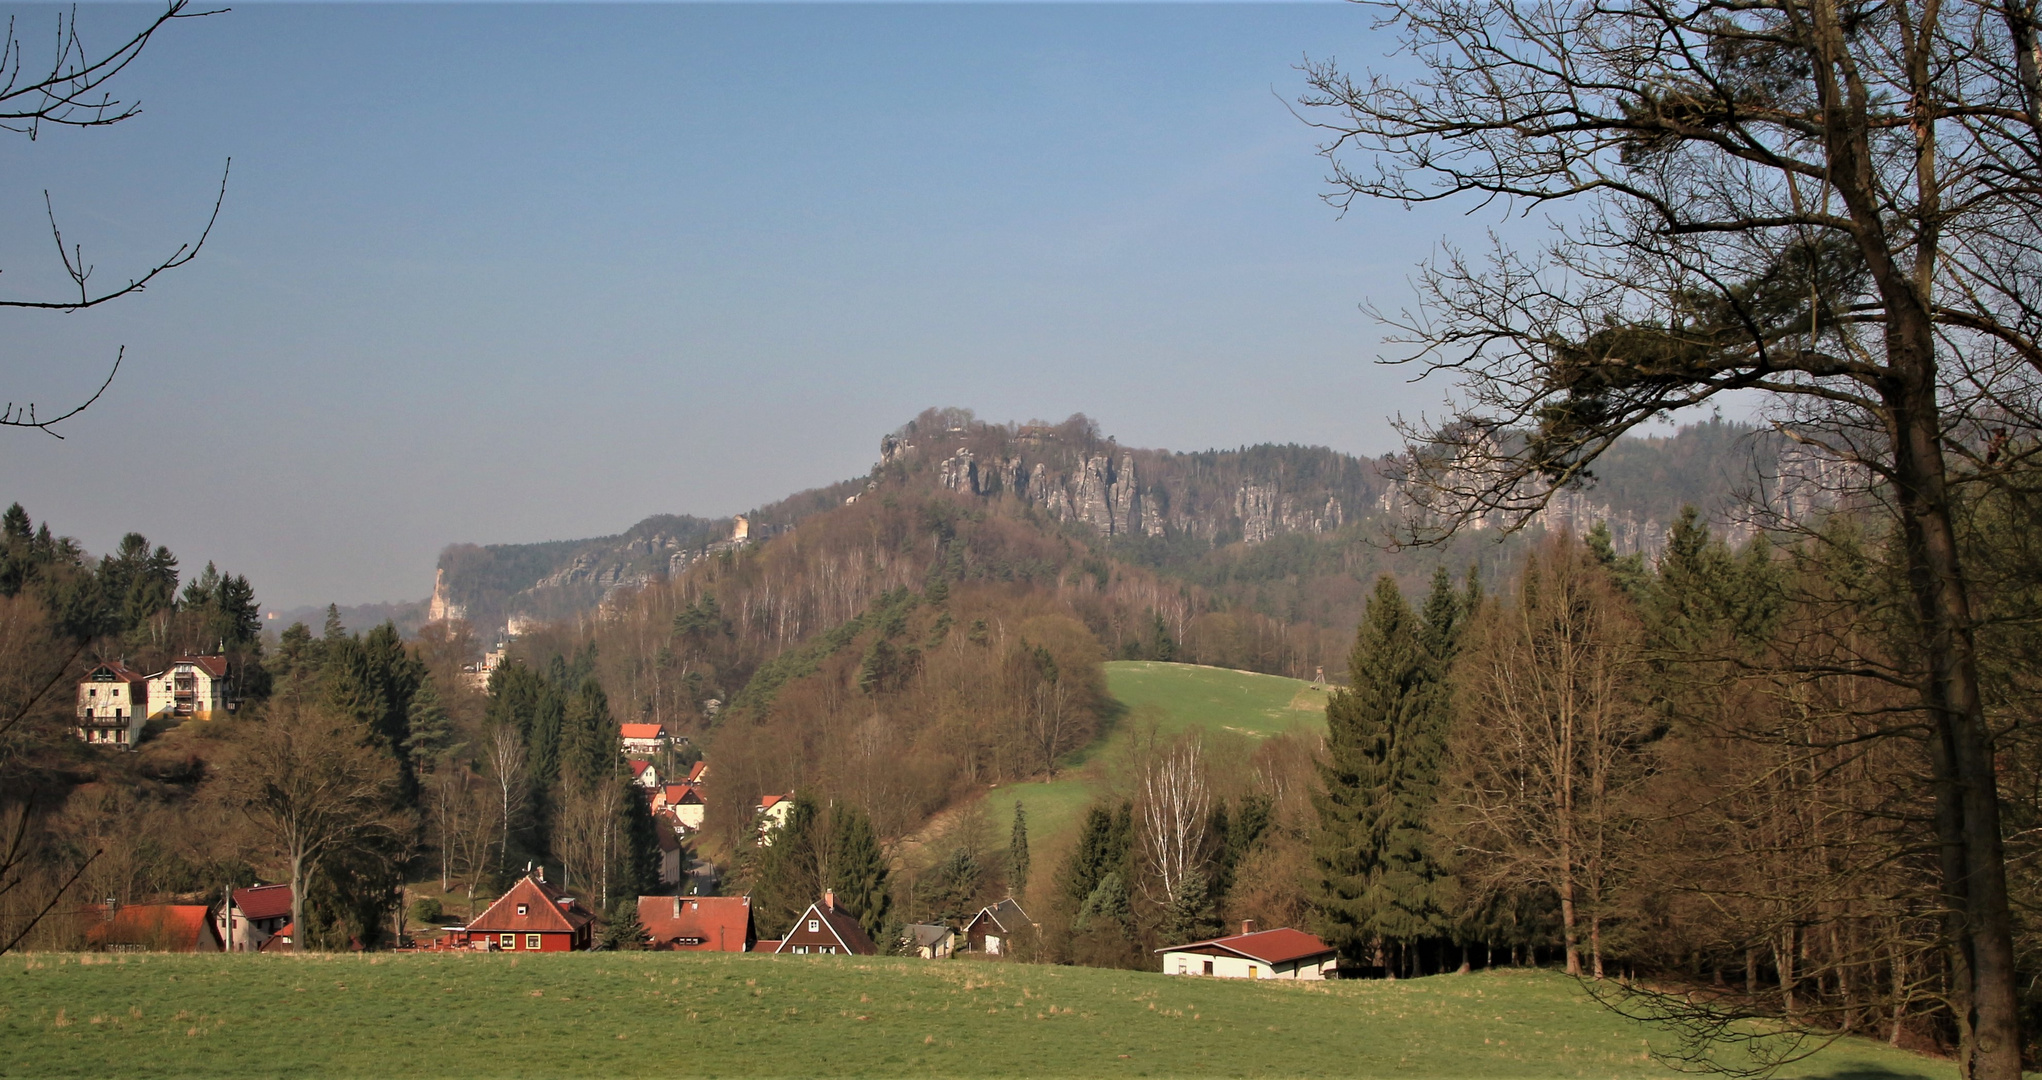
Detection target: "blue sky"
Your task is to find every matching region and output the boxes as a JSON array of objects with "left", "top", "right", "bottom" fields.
[{"left": 4, "top": 2, "right": 1490, "bottom": 609}]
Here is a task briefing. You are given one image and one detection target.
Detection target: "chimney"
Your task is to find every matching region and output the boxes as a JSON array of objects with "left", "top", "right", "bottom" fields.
[
  {"left": 534, "top": 865, "right": 545, "bottom": 883},
  {"left": 824, "top": 889, "right": 836, "bottom": 912},
  {"left": 105, "top": 897, "right": 118, "bottom": 921},
  {"left": 1241, "top": 919, "right": 1259, "bottom": 936}
]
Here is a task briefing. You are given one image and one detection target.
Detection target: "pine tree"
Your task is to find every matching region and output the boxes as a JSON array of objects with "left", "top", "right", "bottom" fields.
[
  {"left": 321, "top": 604, "right": 347, "bottom": 643},
  {"left": 404, "top": 674, "right": 456, "bottom": 765},
  {"left": 1163, "top": 868, "right": 1223, "bottom": 944},
  {"left": 600, "top": 896, "right": 646, "bottom": 951},
  {"left": 1008, "top": 801, "right": 1030, "bottom": 897},
  {"left": 1312, "top": 574, "right": 1451, "bottom": 971},
  {"left": 826, "top": 803, "right": 891, "bottom": 941}
]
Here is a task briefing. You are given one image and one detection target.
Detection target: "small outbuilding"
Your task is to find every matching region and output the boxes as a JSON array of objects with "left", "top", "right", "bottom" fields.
[{"left": 902, "top": 923, "right": 955, "bottom": 959}]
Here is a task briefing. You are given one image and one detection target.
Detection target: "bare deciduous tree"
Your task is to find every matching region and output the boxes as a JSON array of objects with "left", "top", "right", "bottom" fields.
[
  {"left": 224, "top": 704, "right": 404, "bottom": 952},
  {"left": 2, "top": 1, "right": 226, "bottom": 437},
  {"left": 1446, "top": 535, "right": 1649, "bottom": 979},
  {"left": 1138, "top": 734, "right": 1212, "bottom": 908},
  {"left": 485, "top": 723, "right": 528, "bottom": 878},
  {"left": 1302, "top": 0, "right": 2042, "bottom": 1070}
]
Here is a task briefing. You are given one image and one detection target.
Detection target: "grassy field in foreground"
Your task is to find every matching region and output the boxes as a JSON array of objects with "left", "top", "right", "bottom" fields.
[
  {"left": 993, "top": 663, "right": 1330, "bottom": 863},
  {"left": 0, "top": 953, "right": 1952, "bottom": 1079}
]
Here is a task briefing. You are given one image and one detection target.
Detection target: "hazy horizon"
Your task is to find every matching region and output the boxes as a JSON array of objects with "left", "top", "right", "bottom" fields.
[{"left": 7, "top": 3, "right": 1522, "bottom": 609}]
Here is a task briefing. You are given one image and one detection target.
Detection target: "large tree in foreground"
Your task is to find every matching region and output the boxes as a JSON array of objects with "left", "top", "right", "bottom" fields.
[{"left": 1303, "top": 1, "right": 2042, "bottom": 1073}]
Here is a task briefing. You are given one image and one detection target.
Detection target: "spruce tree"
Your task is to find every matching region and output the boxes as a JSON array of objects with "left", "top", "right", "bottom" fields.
[
  {"left": 826, "top": 803, "right": 891, "bottom": 941},
  {"left": 1313, "top": 575, "right": 1443, "bottom": 971},
  {"left": 1008, "top": 801, "right": 1030, "bottom": 897},
  {"left": 404, "top": 674, "right": 456, "bottom": 765}
]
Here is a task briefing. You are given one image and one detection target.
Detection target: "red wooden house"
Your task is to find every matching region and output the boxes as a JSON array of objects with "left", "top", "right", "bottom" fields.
[{"left": 456, "top": 869, "right": 595, "bottom": 952}]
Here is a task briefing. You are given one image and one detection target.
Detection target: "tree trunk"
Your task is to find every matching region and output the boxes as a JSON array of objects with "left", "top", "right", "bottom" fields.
[{"left": 289, "top": 850, "right": 306, "bottom": 955}]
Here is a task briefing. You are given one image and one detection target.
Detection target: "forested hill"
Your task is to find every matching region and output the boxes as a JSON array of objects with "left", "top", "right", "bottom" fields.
[{"left": 432, "top": 408, "right": 1829, "bottom": 639}]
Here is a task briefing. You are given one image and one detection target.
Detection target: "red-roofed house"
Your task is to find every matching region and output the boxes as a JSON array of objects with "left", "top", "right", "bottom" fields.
[
  {"left": 1156, "top": 921, "right": 1336, "bottom": 980},
  {"left": 620, "top": 723, "right": 667, "bottom": 754},
  {"left": 638, "top": 895, "right": 756, "bottom": 952},
  {"left": 756, "top": 792, "right": 794, "bottom": 844},
  {"left": 216, "top": 883, "right": 293, "bottom": 952},
  {"left": 653, "top": 784, "right": 705, "bottom": 831},
  {"left": 457, "top": 869, "right": 596, "bottom": 952},
  {"left": 146, "top": 656, "right": 232, "bottom": 721},
  {"left": 628, "top": 759, "right": 660, "bottom": 790},
  {"left": 83, "top": 903, "right": 222, "bottom": 952},
  {"left": 75, "top": 661, "right": 151, "bottom": 748},
  {"left": 772, "top": 891, "right": 877, "bottom": 956},
  {"left": 685, "top": 761, "right": 708, "bottom": 785}
]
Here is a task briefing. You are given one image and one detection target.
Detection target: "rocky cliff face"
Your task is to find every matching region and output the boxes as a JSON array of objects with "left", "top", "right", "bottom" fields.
[{"left": 431, "top": 411, "right": 1847, "bottom": 637}]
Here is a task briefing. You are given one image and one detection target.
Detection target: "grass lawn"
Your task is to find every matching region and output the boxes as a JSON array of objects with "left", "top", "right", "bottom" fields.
[
  {"left": 990, "top": 663, "right": 1330, "bottom": 864},
  {"left": 0, "top": 954, "right": 1949, "bottom": 1079}
]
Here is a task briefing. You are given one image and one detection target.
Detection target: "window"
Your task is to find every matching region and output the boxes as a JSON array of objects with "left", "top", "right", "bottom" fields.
[
  {"left": 1249, "top": 965, "right": 1260, "bottom": 979},
  {"left": 525, "top": 934, "right": 542, "bottom": 950},
  {"left": 516, "top": 904, "right": 528, "bottom": 915},
  {"left": 808, "top": 920, "right": 819, "bottom": 933},
  {"left": 1202, "top": 960, "right": 1214, "bottom": 976},
  {"left": 793, "top": 946, "right": 807, "bottom": 954},
  {"left": 499, "top": 933, "right": 515, "bottom": 949},
  {"left": 1176, "top": 958, "right": 1187, "bottom": 975}
]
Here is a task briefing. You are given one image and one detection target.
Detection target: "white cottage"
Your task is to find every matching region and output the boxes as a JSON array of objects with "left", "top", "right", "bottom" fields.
[{"left": 1156, "top": 922, "right": 1338, "bottom": 980}]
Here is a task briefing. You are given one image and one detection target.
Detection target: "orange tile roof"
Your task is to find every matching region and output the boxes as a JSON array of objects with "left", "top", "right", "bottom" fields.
[
  {"left": 83, "top": 904, "right": 219, "bottom": 952},
  {"left": 620, "top": 723, "right": 665, "bottom": 740},
  {"left": 637, "top": 896, "right": 754, "bottom": 951}
]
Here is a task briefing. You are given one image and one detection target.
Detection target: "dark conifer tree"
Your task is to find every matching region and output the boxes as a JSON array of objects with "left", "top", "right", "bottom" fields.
[
  {"left": 826, "top": 803, "right": 892, "bottom": 941},
  {"left": 1008, "top": 801, "right": 1030, "bottom": 898}
]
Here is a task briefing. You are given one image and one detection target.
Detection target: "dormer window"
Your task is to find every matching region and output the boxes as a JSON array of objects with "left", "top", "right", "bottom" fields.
[{"left": 516, "top": 904, "right": 529, "bottom": 916}]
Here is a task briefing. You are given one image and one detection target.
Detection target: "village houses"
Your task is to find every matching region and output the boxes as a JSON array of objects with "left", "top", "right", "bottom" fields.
[
  {"left": 75, "top": 656, "right": 233, "bottom": 747},
  {"left": 963, "top": 898, "right": 1032, "bottom": 956},
  {"left": 447, "top": 869, "right": 596, "bottom": 952},
  {"left": 637, "top": 895, "right": 756, "bottom": 952}
]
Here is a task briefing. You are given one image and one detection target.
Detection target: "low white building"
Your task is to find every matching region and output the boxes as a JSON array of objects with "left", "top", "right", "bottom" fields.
[
  {"left": 755, "top": 793, "right": 795, "bottom": 844},
  {"left": 620, "top": 723, "right": 668, "bottom": 754},
  {"left": 1156, "top": 922, "right": 1337, "bottom": 980}
]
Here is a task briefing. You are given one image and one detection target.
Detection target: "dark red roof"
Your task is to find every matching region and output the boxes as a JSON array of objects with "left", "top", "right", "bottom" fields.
[
  {"left": 629, "top": 760, "right": 651, "bottom": 779},
  {"left": 465, "top": 874, "right": 596, "bottom": 934},
  {"left": 232, "top": 883, "right": 293, "bottom": 921},
  {"left": 638, "top": 896, "right": 755, "bottom": 951},
  {"left": 167, "top": 656, "right": 229, "bottom": 678},
  {"left": 686, "top": 761, "right": 707, "bottom": 783},
  {"left": 84, "top": 662, "right": 150, "bottom": 684},
  {"left": 1156, "top": 927, "right": 1334, "bottom": 966}
]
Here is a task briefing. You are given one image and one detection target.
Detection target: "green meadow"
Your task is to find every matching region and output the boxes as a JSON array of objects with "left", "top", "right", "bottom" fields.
[
  {"left": 0, "top": 953, "right": 1949, "bottom": 1079},
  {"left": 993, "top": 662, "right": 1329, "bottom": 865}
]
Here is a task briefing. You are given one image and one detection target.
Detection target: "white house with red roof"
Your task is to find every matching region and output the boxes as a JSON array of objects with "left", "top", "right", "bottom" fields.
[
  {"left": 619, "top": 722, "right": 668, "bottom": 754},
  {"left": 628, "top": 760, "right": 661, "bottom": 790},
  {"left": 455, "top": 868, "right": 595, "bottom": 952},
  {"left": 75, "top": 661, "right": 151, "bottom": 747},
  {"left": 756, "top": 793, "right": 795, "bottom": 844},
  {"left": 1156, "top": 921, "right": 1337, "bottom": 980},
  {"left": 146, "top": 656, "right": 232, "bottom": 721},
  {"left": 216, "top": 883, "right": 293, "bottom": 952},
  {"left": 638, "top": 895, "right": 756, "bottom": 952},
  {"left": 772, "top": 891, "right": 877, "bottom": 956},
  {"left": 652, "top": 784, "right": 706, "bottom": 831},
  {"left": 685, "top": 760, "right": 708, "bottom": 785}
]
